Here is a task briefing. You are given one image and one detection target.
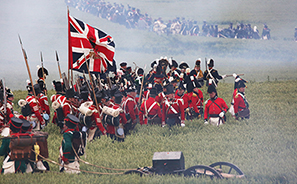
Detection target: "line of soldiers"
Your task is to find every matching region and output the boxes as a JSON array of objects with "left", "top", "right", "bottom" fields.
[{"left": 0, "top": 57, "right": 250, "bottom": 174}]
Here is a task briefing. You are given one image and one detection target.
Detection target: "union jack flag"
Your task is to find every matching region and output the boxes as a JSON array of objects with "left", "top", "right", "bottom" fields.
[{"left": 68, "top": 14, "right": 116, "bottom": 73}]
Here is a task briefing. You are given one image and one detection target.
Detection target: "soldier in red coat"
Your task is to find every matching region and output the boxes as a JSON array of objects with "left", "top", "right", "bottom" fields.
[
  {"left": 175, "top": 82, "right": 189, "bottom": 117},
  {"left": 229, "top": 74, "right": 247, "bottom": 117},
  {"left": 25, "top": 83, "right": 45, "bottom": 130},
  {"left": 51, "top": 80, "right": 66, "bottom": 130},
  {"left": 139, "top": 88, "right": 162, "bottom": 125},
  {"left": 0, "top": 90, "right": 13, "bottom": 131},
  {"left": 186, "top": 78, "right": 204, "bottom": 120},
  {"left": 234, "top": 80, "right": 250, "bottom": 120},
  {"left": 121, "top": 85, "right": 139, "bottom": 134},
  {"left": 6, "top": 88, "right": 14, "bottom": 114},
  {"left": 162, "top": 84, "right": 185, "bottom": 127},
  {"left": 62, "top": 88, "right": 79, "bottom": 118},
  {"left": 204, "top": 82, "right": 228, "bottom": 126}
]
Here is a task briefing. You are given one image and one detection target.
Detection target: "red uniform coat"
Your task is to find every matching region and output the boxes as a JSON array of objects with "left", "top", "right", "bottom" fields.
[
  {"left": 26, "top": 95, "right": 45, "bottom": 125},
  {"left": 234, "top": 92, "right": 248, "bottom": 114},
  {"left": 175, "top": 93, "right": 190, "bottom": 110},
  {"left": 162, "top": 98, "right": 185, "bottom": 122},
  {"left": 0, "top": 104, "right": 13, "bottom": 128},
  {"left": 51, "top": 93, "right": 66, "bottom": 124},
  {"left": 204, "top": 97, "right": 228, "bottom": 120},
  {"left": 89, "top": 105, "right": 106, "bottom": 135},
  {"left": 139, "top": 97, "right": 162, "bottom": 125},
  {"left": 39, "top": 93, "right": 50, "bottom": 115},
  {"left": 62, "top": 99, "right": 79, "bottom": 118},
  {"left": 122, "top": 95, "right": 139, "bottom": 122},
  {"left": 188, "top": 90, "right": 203, "bottom": 113}
]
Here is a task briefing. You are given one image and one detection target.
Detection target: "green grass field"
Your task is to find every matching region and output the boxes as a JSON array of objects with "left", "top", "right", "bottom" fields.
[
  {"left": 1, "top": 0, "right": 297, "bottom": 89},
  {"left": 1, "top": 80, "right": 297, "bottom": 183}
]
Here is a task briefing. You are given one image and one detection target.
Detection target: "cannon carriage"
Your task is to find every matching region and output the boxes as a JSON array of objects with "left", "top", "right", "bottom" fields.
[{"left": 124, "top": 151, "right": 244, "bottom": 179}]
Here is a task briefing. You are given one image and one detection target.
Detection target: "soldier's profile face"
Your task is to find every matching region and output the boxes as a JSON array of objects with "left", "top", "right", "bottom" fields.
[{"left": 239, "top": 87, "right": 245, "bottom": 93}]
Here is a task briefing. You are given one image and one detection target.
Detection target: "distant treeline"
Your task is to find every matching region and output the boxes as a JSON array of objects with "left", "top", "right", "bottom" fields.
[{"left": 65, "top": 0, "right": 272, "bottom": 40}]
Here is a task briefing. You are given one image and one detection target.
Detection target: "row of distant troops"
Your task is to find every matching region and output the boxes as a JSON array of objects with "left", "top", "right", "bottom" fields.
[{"left": 0, "top": 57, "right": 249, "bottom": 174}]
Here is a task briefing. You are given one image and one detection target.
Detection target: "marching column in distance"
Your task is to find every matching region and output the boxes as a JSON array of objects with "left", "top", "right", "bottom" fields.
[
  {"left": 59, "top": 114, "right": 80, "bottom": 174},
  {"left": 139, "top": 88, "right": 162, "bottom": 125},
  {"left": 162, "top": 84, "right": 185, "bottom": 127},
  {"left": 25, "top": 83, "right": 45, "bottom": 130},
  {"left": 204, "top": 82, "right": 228, "bottom": 126},
  {"left": 203, "top": 59, "right": 226, "bottom": 86},
  {"left": 234, "top": 80, "right": 250, "bottom": 120}
]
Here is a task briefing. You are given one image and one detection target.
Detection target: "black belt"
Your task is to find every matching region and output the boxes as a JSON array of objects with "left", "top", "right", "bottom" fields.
[
  {"left": 167, "top": 114, "right": 179, "bottom": 119},
  {"left": 209, "top": 114, "right": 219, "bottom": 117}
]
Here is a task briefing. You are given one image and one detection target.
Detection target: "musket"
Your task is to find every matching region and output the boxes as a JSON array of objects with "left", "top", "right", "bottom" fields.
[
  {"left": 62, "top": 72, "right": 70, "bottom": 90},
  {"left": 40, "top": 52, "right": 47, "bottom": 95},
  {"left": 137, "top": 64, "right": 147, "bottom": 106},
  {"left": 205, "top": 57, "right": 217, "bottom": 87},
  {"left": 80, "top": 40, "right": 100, "bottom": 113},
  {"left": 40, "top": 52, "right": 45, "bottom": 81},
  {"left": 105, "top": 73, "right": 112, "bottom": 90},
  {"left": 1, "top": 79, "right": 7, "bottom": 124},
  {"left": 18, "top": 35, "right": 40, "bottom": 109},
  {"left": 225, "top": 74, "right": 244, "bottom": 77},
  {"left": 85, "top": 61, "right": 100, "bottom": 115},
  {"left": 75, "top": 74, "right": 82, "bottom": 94},
  {"left": 82, "top": 71, "right": 92, "bottom": 93},
  {"left": 55, "top": 51, "right": 62, "bottom": 79}
]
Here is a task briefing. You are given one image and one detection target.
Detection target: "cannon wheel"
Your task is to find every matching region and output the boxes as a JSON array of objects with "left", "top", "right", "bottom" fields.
[
  {"left": 184, "top": 165, "right": 223, "bottom": 179},
  {"left": 209, "top": 162, "right": 245, "bottom": 179},
  {"left": 124, "top": 170, "right": 146, "bottom": 176}
]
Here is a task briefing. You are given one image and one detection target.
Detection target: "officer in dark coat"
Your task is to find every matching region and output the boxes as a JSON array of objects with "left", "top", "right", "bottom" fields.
[{"left": 203, "top": 59, "right": 226, "bottom": 87}]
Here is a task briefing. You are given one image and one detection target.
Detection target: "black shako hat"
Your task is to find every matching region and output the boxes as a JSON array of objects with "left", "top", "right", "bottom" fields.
[
  {"left": 237, "top": 80, "right": 246, "bottom": 88},
  {"left": 120, "top": 62, "right": 127, "bottom": 67},
  {"left": 53, "top": 80, "right": 63, "bottom": 92},
  {"left": 37, "top": 67, "right": 49, "bottom": 78},
  {"left": 21, "top": 119, "right": 31, "bottom": 133},
  {"left": 65, "top": 88, "right": 75, "bottom": 98},
  {"left": 165, "top": 84, "right": 175, "bottom": 94},
  {"left": 10, "top": 116, "right": 23, "bottom": 133},
  {"left": 207, "top": 83, "right": 217, "bottom": 94},
  {"left": 64, "top": 114, "right": 79, "bottom": 129},
  {"left": 207, "top": 59, "right": 214, "bottom": 68}
]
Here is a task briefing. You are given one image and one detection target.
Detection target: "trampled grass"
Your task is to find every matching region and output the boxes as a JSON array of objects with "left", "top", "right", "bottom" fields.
[{"left": 1, "top": 80, "right": 297, "bottom": 183}]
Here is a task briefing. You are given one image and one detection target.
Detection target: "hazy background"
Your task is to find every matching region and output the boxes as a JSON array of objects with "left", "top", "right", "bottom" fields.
[{"left": 1, "top": 0, "right": 297, "bottom": 90}]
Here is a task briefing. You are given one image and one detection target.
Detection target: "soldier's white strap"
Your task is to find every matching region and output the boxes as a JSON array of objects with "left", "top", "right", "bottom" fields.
[
  {"left": 122, "top": 97, "right": 133, "bottom": 114},
  {"left": 147, "top": 102, "right": 157, "bottom": 114},
  {"left": 165, "top": 100, "right": 178, "bottom": 114}
]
